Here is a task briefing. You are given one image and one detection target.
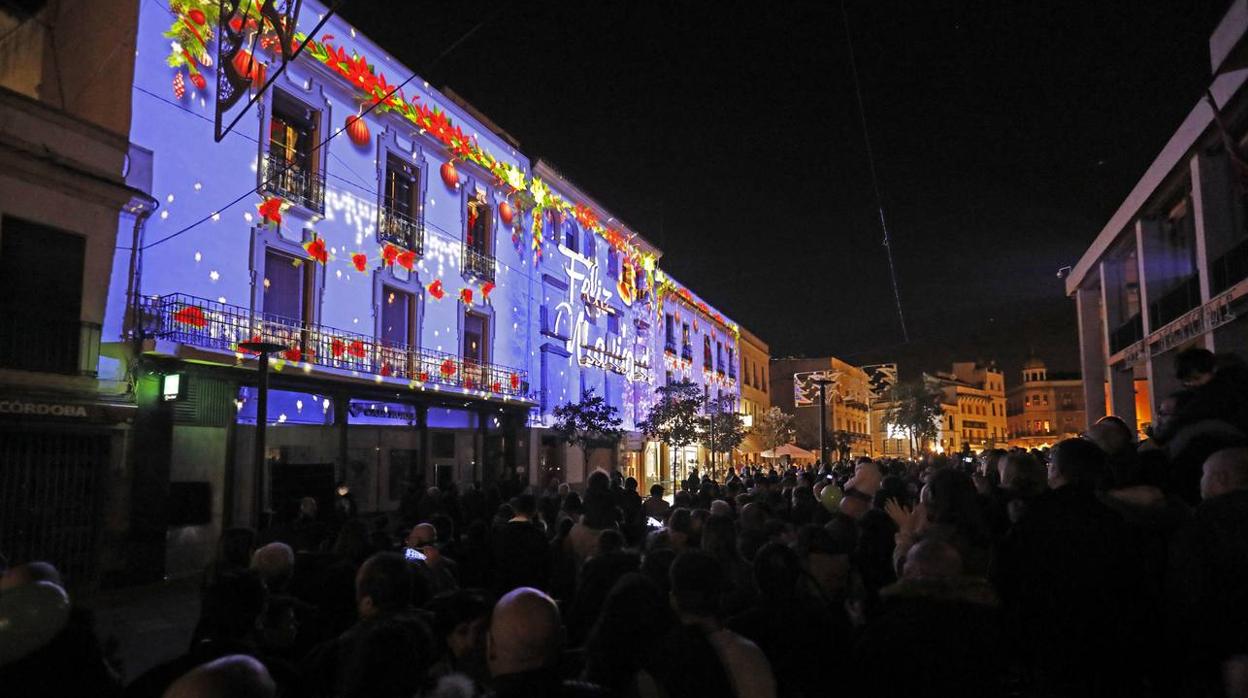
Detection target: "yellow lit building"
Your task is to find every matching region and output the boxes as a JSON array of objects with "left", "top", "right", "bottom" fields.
[
  {"left": 1006, "top": 357, "right": 1085, "bottom": 449},
  {"left": 771, "top": 356, "right": 873, "bottom": 460},
  {"left": 928, "top": 361, "right": 1007, "bottom": 453},
  {"left": 737, "top": 327, "right": 771, "bottom": 464}
]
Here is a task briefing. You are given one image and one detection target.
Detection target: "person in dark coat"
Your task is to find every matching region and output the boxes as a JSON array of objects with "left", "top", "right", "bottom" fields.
[
  {"left": 1168, "top": 447, "right": 1248, "bottom": 696},
  {"left": 491, "top": 494, "right": 551, "bottom": 594},
  {"left": 992, "top": 438, "right": 1146, "bottom": 697},
  {"left": 855, "top": 539, "right": 1003, "bottom": 698},
  {"left": 729, "top": 543, "right": 850, "bottom": 697}
]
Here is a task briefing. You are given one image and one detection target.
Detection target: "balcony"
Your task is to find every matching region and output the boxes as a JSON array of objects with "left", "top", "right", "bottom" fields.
[
  {"left": 378, "top": 200, "right": 424, "bottom": 255},
  {"left": 1211, "top": 238, "right": 1248, "bottom": 296},
  {"left": 1110, "top": 313, "right": 1143, "bottom": 354},
  {"left": 664, "top": 337, "right": 677, "bottom": 355},
  {"left": 0, "top": 313, "right": 99, "bottom": 376},
  {"left": 140, "top": 293, "right": 528, "bottom": 397},
  {"left": 680, "top": 344, "right": 693, "bottom": 362},
  {"left": 461, "top": 244, "right": 495, "bottom": 282},
  {"left": 262, "top": 152, "right": 324, "bottom": 213},
  {"left": 1149, "top": 275, "right": 1201, "bottom": 330}
]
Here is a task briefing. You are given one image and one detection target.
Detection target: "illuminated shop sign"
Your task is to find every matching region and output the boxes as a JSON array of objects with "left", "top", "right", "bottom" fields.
[
  {"left": 348, "top": 400, "right": 418, "bottom": 426},
  {"left": 554, "top": 245, "right": 651, "bottom": 382}
]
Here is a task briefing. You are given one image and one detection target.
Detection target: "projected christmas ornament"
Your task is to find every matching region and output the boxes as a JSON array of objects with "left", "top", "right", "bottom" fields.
[
  {"left": 351, "top": 253, "right": 368, "bottom": 272},
  {"left": 440, "top": 160, "right": 459, "bottom": 189},
  {"left": 345, "top": 114, "right": 370, "bottom": 147},
  {"left": 172, "top": 71, "right": 186, "bottom": 98},
  {"left": 499, "top": 201, "right": 514, "bottom": 226},
  {"left": 427, "top": 279, "right": 445, "bottom": 300}
]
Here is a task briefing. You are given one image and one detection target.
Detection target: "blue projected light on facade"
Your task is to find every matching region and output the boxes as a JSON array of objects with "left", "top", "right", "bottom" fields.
[{"left": 116, "top": 0, "right": 743, "bottom": 469}]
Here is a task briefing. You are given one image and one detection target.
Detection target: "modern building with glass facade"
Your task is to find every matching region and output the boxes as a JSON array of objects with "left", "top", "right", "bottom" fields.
[{"left": 1065, "top": 2, "right": 1248, "bottom": 431}]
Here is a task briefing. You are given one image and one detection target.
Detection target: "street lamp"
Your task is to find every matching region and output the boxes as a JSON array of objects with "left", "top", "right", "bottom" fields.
[
  {"left": 812, "top": 377, "right": 835, "bottom": 466},
  {"left": 239, "top": 339, "right": 285, "bottom": 530}
]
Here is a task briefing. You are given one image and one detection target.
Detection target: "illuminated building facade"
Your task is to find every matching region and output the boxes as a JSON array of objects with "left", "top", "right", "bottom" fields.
[
  {"left": 1006, "top": 357, "right": 1085, "bottom": 449},
  {"left": 771, "top": 357, "right": 873, "bottom": 460},
  {"left": 529, "top": 161, "right": 661, "bottom": 488},
  {"left": 926, "top": 362, "right": 1007, "bottom": 452},
  {"left": 655, "top": 274, "right": 742, "bottom": 484},
  {"left": 25, "top": 0, "right": 751, "bottom": 581},
  {"left": 1066, "top": 2, "right": 1248, "bottom": 431},
  {"left": 736, "top": 328, "right": 771, "bottom": 463}
]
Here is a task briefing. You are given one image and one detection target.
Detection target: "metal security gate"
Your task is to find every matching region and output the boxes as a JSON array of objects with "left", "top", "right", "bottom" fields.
[{"left": 0, "top": 430, "right": 108, "bottom": 589}]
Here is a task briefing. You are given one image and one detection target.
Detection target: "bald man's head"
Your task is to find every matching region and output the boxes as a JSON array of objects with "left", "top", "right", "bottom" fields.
[
  {"left": 486, "top": 587, "right": 562, "bottom": 678},
  {"left": 1201, "top": 447, "right": 1248, "bottom": 500},
  {"left": 406, "top": 523, "right": 437, "bottom": 548},
  {"left": 904, "top": 539, "right": 963, "bottom": 580},
  {"left": 162, "top": 655, "right": 275, "bottom": 698}
]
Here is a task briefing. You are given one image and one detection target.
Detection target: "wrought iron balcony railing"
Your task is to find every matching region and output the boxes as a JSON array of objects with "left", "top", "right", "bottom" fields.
[
  {"left": 461, "top": 244, "right": 496, "bottom": 282},
  {"left": 0, "top": 312, "right": 100, "bottom": 376},
  {"left": 378, "top": 200, "right": 424, "bottom": 255},
  {"left": 262, "top": 152, "right": 325, "bottom": 213},
  {"left": 139, "top": 293, "right": 528, "bottom": 397}
]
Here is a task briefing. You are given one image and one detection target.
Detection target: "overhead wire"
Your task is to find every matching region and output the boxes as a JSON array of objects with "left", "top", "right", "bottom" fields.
[{"left": 840, "top": 0, "right": 909, "bottom": 343}]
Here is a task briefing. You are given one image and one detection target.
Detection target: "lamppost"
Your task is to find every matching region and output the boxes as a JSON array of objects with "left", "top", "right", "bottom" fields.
[
  {"left": 812, "top": 377, "right": 834, "bottom": 466},
  {"left": 239, "top": 339, "right": 285, "bottom": 530}
]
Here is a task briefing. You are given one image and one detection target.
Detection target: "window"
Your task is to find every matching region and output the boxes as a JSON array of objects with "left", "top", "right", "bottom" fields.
[
  {"left": 681, "top": 323, "right": 692, "bottom": 360},
  {"left": 267, "top": 94, "right": 322, "bottom": 211},
  {"left": 381, "top": 287, "right": 414, "bottom": 347},
  {"left": 665, "top": 370, "right": 673, "bottom": 386},
  {"left": 664, "top": 314, "right": 676, "bottom": 352},
  {"left": 563, "top": 217, "right": 578, "bottom": 252},
  {"left": 381, "top": 155, "right": 422, "bottom": 252},
  {"left": 263, "top": 249, "right": 309, "bottom": 321},
  {"left": 0, "top": 217, "right": 85, "bottom": 374},
  {"left": 607, "top": 313, "right": 619, "bottom": 335},
  {"left": 715, "top": 341, "right": 724, "bottom": 374},
  {"left": 727, "top": 347, "right": 735, "bottom": 379},
  {"left": 464, "top": 191, "right": 494, "bottom": 281},
  {"left": 763, "top": 367, "right": 768, "bottom": 393},
  {"left": 703, "top": 336, "right": 713, "bottom": 370},
  {"left": 583, "top": 229, "right": 596, "bottom": 261},
  {"left": 463, "top": 313, "right": 487, "bottom": 365},
  {"left": 607, "top": 247, "right": 619, "bottom": 278}
]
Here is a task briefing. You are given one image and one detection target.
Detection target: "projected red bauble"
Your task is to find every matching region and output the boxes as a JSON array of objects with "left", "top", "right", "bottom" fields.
[
  {"left": 232, "top": 49, "right": 266, "bottom": 85},
  {"left": 440, "top": 160, "right": 459, "bottom": 189},
  {"left": 345, "top": 115, "right": 370, "bottom": 147},
  {"left": 499, "top": 200, "right": 514, "bottom": 226}
]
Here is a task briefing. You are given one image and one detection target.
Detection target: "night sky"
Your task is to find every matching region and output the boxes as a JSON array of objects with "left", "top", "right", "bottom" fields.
[{"left": 340, "top": 0, "right": 1229, "bottom": 381}]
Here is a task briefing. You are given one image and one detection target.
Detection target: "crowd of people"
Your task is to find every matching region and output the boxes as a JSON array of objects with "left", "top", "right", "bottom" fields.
[{"left": 2, "top": 348, "right": 1247, "bottom": 697}]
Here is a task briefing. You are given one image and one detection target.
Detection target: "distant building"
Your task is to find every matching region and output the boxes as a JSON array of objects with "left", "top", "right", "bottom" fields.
[
  {"left": 1006, "top": 358, "right": 1085, "bottom": 449},
  {"left": 770, "top": 356, "right": 873, "bottom": 460},
  {"left": 926, "top": 362, "right": 1008, "bottom": 453},
  {"left": 1065, "top": 1, "right": 1248, "bottom": 432},
  {"left": 736, "top": 327, "right": 771, "bottom": 463}
]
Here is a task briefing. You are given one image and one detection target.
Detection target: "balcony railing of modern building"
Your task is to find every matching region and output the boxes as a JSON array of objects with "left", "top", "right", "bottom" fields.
[
  {"left": 0, "top": 313, "right": 100, "bottom": 377},
  {"left": 461, "top": 244, "right": 495, "bottom": 282},
  {"left": 378, "top": 200, "right": 424, "bottom": 255},
  {"left": 1110, "top": 313, "right": 1144, "bottom": 354},
  {"left": 1211, "top": 237, "right": 1248, "bottom": 296},
  {"left": 262, "top": 153, "right": 325, "bottom": 213},
  {"left": 139, "top": 293, "right": 529, "bottom": 398},
  {"left": 1148, "top": 274, "right": 1201, "bottom": 331}
]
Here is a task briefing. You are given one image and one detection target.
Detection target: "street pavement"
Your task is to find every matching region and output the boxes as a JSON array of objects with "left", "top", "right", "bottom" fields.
[{"left": 85, "top": 576, "right": 201, "bottom": 683}]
